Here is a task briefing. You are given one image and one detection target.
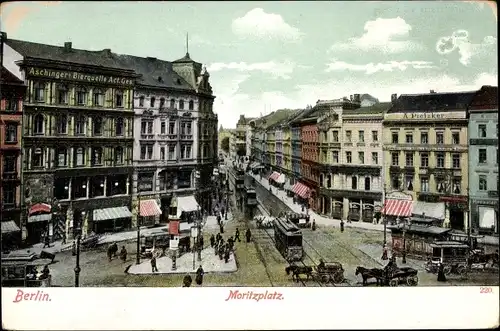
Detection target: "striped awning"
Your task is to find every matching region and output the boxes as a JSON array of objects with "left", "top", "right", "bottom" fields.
[
  {"left": 268, "top": 171, "right": 280, "bottom": 181},
  {"left": 1, "top": 221, "right": 21, "bottom": 234},
  {"left": 381, "top": 199, "right": 413, "bottom": 217},
  {"left": 292, "top": 182, "right": 311, "bottom": 199},
  {"left": 140, "top": 199, "right": 162, "bottom": 217},
  {"left": 29, "top": 203, "right": 51, "bottom": 215},
  {"left": 93, "top": 206, "right": 132, "bottom": 222},
  {"left": 28, "top": 214, "right": 52, "bottom": 223},
  {"left": 176, "top": 195, "right": 200, "bottom": 218}
]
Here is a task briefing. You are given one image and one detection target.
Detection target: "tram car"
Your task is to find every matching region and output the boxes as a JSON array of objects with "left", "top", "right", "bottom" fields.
[
  {"left": 244, "top": 185, "right": 257, "bottom": 206},
  {"left": 273, "top": 217, "right": 304, "bottom": 262},
  {"left": 235, "top": 169, "right": 245, "bottom": 190}
]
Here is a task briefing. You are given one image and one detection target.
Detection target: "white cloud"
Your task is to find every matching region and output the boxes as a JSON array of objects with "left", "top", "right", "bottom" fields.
[
  {"left": 330, "top": 17, "right": 422, "bottom": 54},
  {"left": 232, "top": 8, "right": 303, "bottom": 42},
  {"left": 325, "top": 60, "right": 435, "bottom": 75},
  {"left": 207, "top": 60, "right": 296, "bottom": 79},
  {"left": 436, "top": 30, "right": 497, "bottom": 65}
]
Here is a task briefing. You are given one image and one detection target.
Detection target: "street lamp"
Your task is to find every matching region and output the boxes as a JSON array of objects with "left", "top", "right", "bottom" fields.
[
  {"left": 136, "top": 192, "right": 141, "bottom": 265},
  {"left": 402, "top": 218, "right": 408, "bottom": 264},
  {"left": 383, "top": 183, "right": 387, "bottom": 246},
  {"left": 74, "top": 210, "right": 84, "bottom": 287}
]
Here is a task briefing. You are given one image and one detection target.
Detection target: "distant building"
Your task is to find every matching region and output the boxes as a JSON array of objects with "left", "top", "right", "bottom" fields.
[{"left": 468, "top": 85, "right": 498, "bottom": 236}]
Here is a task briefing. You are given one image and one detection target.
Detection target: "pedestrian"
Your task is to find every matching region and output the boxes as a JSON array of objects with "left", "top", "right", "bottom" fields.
[
  {"left": 220, "top": 223, "right": 224, "bottom": 234},
  {"left": 62, "top": 232, "right": 66, "bottom": 245},
  {"left": 311, "top": 219, "right": 316, "bottom": 231},
  {"left": 214, "top": 242, "right": 219, "bottom": 255},
  {"left": 221, "top": 207, "right": 225, "bottom": 218},
  {"left": 235, "top": 228, "right": 241, "bottom": 242},
  {"left": 245, "top": 228, "right": 252, "bottom": 243},
  {"left": 340, "top": 220, "right": 345, "bottom": 233},
  {"left": 224, "top": 248, "right": 230, "bottom": 263},
  {"left": 120, "top": 246, "right": 127, "bottom": 262},
  {"left": 437, "top": 263, "right": 447, "bottom": 282},
  {"left": 210, "top": 234, "right": 215, "bottom": 248},
  {"left": 183, "top": 274, "right": 193, "bottom": 287},
  {"left": 382, "top": 244, "right": 388, "bottom": 260},
  {"left": 43, "top": 235, "right": 50, "bottom": 248},
  {"left": 218, "top": 245, "right": 224, "bottom": 260},
  {"left": 216, "top": 233, "right": 221, "bottom": 243},
  {"left": 196, "top": 265, "right": 204, "bottom": 285},
  {"left": 228, "top": 236, "right": 234, "bottom": 251},
  {"left": 72, "top": 241, "right": 76, "bottom": 256},
  {"left": 200, "top": 236, "right": 204, "bottom": 249},
  {"left": 151, "top": 256, "right": 159, "bottom": 273}
]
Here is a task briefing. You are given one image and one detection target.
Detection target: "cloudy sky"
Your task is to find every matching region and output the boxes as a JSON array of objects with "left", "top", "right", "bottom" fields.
[{"left": 1, "top": 1, "right": 497, "bottom": 127}]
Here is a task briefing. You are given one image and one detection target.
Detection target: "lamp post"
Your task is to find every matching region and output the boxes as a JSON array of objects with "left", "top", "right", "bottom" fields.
[
  {"left": 383, "top": 183, "right": 387, "bottom": 246},
  {"left": 402, "top": 219, "right": 407, "bottom": 264},
  {"left": 74, "top": 234, "right": 81, "bottom": 287},
  {"left": 136, "top": 192, "right": 141, "bottom": 265},
  {"left": 191, "top": 225, "right": 198, "bottom": 270}
]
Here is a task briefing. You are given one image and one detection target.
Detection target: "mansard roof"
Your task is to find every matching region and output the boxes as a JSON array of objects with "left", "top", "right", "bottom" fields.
[{"left": 387, "top": 91, "right": 476, "bottom": 113}]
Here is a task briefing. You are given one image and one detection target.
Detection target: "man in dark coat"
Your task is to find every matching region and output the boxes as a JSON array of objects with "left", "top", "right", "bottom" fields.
[
  {"left": 311, "top": 220, "right": 316, "bottom": 231},
  {"left": 72, "top": 241, "right": 77, "bottom": 256},
  {"left": 340, "top": 220, "right": 345, "bottom": 233},
  {"left": 183, "top": 275, "right": 192, "bottom": 287},
  {"left": 218, "top": 244, "right": 224, "bottom": 260},
  {"left": 120, "top": 246, "right": 127, "bottom": 262},
  {"left": 219, "top": 223, "right": 224, "bottom": 234},
  {"left": 437, "top": 263, "right": 447, "bottom": 282},
  {"left": 43, "top": 235, "right": 50, "bottom": 248},
  {"left": 151, "top": 256, "right": 158, "bottom": 273},
  {"left": 221, "top": 207, "right": 225, "bottom": 219},
  {"left": 199, "top": 236, "right": 204, "bottom": 249},
  {"left": 196, "top": 265, "right": 204, "bottom": 285},
  {"left": 217, "top": 214, "right": 221, "bottom": 225},
  {"left": 228, "top": 236, "right": 234, "bottom": 251},
  {"left": 214, "top": 241, "right": 219, "bottom": 255},
  {"left": 382, "top": 244, "right": 388, "bottom": 260},
  {"left": 235, "top": 228, "right": 241, "bottom": 242},
  {"left": 210, "top": 234, "right": 215, "bottom": 248},
  {"left": 224, "top": 247, "right": 230, "bottom": 263},
  {"left": 245, "top": 228, "right": 252, "bottom": 243}
]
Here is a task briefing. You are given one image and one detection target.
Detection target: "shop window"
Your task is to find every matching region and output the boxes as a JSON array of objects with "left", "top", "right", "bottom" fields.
[
  {"left": 138, "top": 173, "right": 155, "bottom": 192},
  {"left": 54, "top": 178, "right": 70, "bottom": 200}
]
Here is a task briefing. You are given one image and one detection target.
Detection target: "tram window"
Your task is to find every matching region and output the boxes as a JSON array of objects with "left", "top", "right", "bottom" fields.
[
  {"left": 288, "top": 236, "right": 302, "bottom": 246},
  {"left": 443, "top": 248, "right": 452, "bottom": 256},
  {"left": 432, "top": 248, "right": 440, "bottom": 257}
]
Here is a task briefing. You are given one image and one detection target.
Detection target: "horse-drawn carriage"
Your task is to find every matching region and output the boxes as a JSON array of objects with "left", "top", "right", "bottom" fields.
[
  {"left": 285, "top": 261, "right": 345, "bottom": 285},
  {"left": 424, "top": 241, "right": 469, "bottom": 276},
  {"left": 356, "top": 263, "right": 419, "bottom": 287},
  {"left": 81, "top": 233, "right": 100, "bottom": 250},
  {"left": 254, "top": 215, "right": 274, "bottom": 229}
]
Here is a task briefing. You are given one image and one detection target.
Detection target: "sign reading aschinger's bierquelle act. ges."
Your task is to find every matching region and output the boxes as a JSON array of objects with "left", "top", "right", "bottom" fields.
[{"left": 27, "top": 67, "right": 134, "bottom": 86}]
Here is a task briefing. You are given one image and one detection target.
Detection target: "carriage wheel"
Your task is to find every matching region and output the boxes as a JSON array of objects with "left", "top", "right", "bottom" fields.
[
  {"left": 389, "top": 279, "right": 398, "bottom": 287},
  {"left": 407, "top": 275, "right": 418, "bottom": 286},
  {"left": 321, "top": 274, "right": 329, "bottom": 283},
  {"left": 333, "top": 272, "right": 344, "bottom": 284},
  {"left": 456, "top": 265, "right": 467, "bottom": 276},
  {"left": 443, "top": 265, "right": 452, "bottom": 275}
]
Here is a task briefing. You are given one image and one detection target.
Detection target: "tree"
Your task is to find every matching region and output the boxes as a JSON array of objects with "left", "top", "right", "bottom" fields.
[{"left": 221, "top": 137, "right": 230, "bottom": 153}]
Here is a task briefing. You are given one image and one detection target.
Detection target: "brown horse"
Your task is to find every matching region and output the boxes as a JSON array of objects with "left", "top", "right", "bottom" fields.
[
  {"left": 355, "top": 266, "right": 384, "bottom": 286},
  {"left": 285, "top": 265, "right": 313, "bottom": 282}
]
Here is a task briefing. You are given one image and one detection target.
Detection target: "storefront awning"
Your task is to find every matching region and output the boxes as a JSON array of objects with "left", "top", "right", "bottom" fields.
[
  {"left": 268, "top": 171, "right": 280, "bottom": 181},
  {"left": 412, "top": 201, "right": 445, "bottom": 220},
  {"left": 93, "top": 206, "right": 132, "bottom": 222},
  {"left": 275, "top": 174, "right": 285, "bottom": 184},
  {"left": 139, "top": 200, "right": 162, "bottom": 217},
  {"left": 479, "top": 206, "right": 496, "bottom": 228},
  {"left": 292, "top": 182, "right": 311, "bottom": 199},
  {"left": 29, "top": 203, "right": 51, "bottom": 215},
  {"left": 381, "top": 199, "right": 413, "bottom": 217},
  {"left": 27, "top": 214, "right": 52, "bottom": 223},
  {"left": 176, "top": 195, "right": 200, "bottom": 218},
  {"left": 1, "top": 221, "right": 21, "bottom": 234}
]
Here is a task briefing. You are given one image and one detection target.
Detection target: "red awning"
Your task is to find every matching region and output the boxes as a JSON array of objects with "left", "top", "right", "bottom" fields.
[
  {"left": 139, "top": 200, "right": 162, "bottom": 217},
  {"left": 381, "top": 199, "right": 413, "bottom": 217},
  {"left": 268, "top": 171, "right": 280, "bottom": 181},
  {"left": 292, "top": 182, "right": 311, "bottom": 199},
  {"left": 28, "top": 203, "right": 51, "bottom": 216},
  {"left": 169, "top": 221, "right": 180, "bottom": 236}
]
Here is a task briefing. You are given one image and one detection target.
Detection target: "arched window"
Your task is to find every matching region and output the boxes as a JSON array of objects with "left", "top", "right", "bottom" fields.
[
  {"left": 56, "top": 114, "right": 68, "bottom": 134},
  {"left": 115, "top": 118, "right": 124, "bottom": 136},
  {"left": 364, "top": 177, "right": 371, "bottom": 191},
  {"left": 33, "top": 114, "right": 44, "bottom": 135},
  {"left": 170, "top": 98, "right": 175, "bottom": 109},
  {"left": 76, "top": 86, "right": 87, "bottom": 105},
  {"left": 93, "top": 89, "right": 104, "bottom": 107},
  {"left": 75, "top": 115, "right": 86, "bottom": 136},
  {"left": 139, "top": 96, "right": 145, "bottom": 107},
  {"left": 188, "top": 100, "right": 194, "bottom": 110},
  {"left": 93, "top": 116, "right": 103, "bottom": 136},
  {"left": 34, "top": 82, "right": 46, "bottom": 102},
  {"left": 159, "top": 98, "right": 165, "bottom": 109},
  {"left": 57, "top": 84, "right": 69, "bottom": 104},
  {"left": 74, "top": 147, "right": 85, "bottom": 166},
  {"left": 91, "top": 147, "right": 103, "bottom": 166},
  {"left": 179, "top": 100, "right": 184, "bottom": 110},
  {"left": 56, "top": 147, "right": 68, "bottom": 167},
  {"left": 32, "top": 147, "right": 44, "bottom": 167},
  {"left": 150, "top": 97, "right": 156, "bottom": 108},
  {"left": 115, "top": 90, "right": 124, "bottom": 108},
  {"left": 115, "top": 146, "right": 124, "bottom": 164}
]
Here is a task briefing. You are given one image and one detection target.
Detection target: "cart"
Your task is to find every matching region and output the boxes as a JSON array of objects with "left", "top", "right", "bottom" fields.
[
  {"left": 313, "top": 262, "right": 344, "bottom": 284},
  {"left": 1, "top": 258, "right": 53, "bottom": 287},
  {"left": 81, "top": 234, "right": 100, "bottom": 250},
  {"left": 386, "top": 267, "right": 419, "bottom": 287},
  {"left": 424, "top": 241, "right": 469, "bottom": 276}
]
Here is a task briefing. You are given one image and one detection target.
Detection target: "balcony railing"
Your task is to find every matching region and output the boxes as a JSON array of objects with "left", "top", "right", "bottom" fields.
[{"left": 140, "top": 133, "right": 155, "bottom": 140}]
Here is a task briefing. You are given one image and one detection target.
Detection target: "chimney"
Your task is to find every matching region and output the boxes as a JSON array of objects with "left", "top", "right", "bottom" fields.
[
  {"left": 64, "top": 42, "right": 72, "bottom": 50},
  {"left": 350, "top": 95, "right": 353, "bottom": 101},
  {"left": 391, "top": 94, "right": 398, "bottom": 102},
  {"left": 354, "top": 94, "right": 361, "bottom": 103},
  {"left": 102, "top": 48, "right": 112, "bottom": 56},
  {"left": 430, "top": 90, "right": 435, "bottom": 93}
]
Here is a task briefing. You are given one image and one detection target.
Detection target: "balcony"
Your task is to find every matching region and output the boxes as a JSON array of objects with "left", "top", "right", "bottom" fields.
[
  {"left": 356, "top": 142, "right": 365, "bottom": 147},
  {"left": 140, "top": 133, "right": 155, "bottom": 140},
  {"left": 180, "top": 135, "right": 193, "bottom": 141}
]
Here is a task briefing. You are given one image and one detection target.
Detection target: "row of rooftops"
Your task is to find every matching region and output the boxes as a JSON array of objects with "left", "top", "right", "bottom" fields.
[
  {"left": 2, "top": 34, "right": 210, "bottom": 92},
  {"left": 248, "top": 86, "right": 498, "bottom": 132}
]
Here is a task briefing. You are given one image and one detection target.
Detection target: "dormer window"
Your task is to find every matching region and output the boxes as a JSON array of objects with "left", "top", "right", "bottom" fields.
[
  {"left": 179, "top": 100, "right": 184, "bottom": 110},
  {"left": 139, "top": 96, "right": 145, "bottom": 107},
  {"left": 150, "top": 97, "right": 156, "bottom": 108},
  {"left": 189, "top": 100, "right": 194, "bottom": 110},
  {"left": 170, "top": 99, "right": 175, "bottom": 109},
  {"left": 159, "top": 98, "right": 165, "bottom": 110}
]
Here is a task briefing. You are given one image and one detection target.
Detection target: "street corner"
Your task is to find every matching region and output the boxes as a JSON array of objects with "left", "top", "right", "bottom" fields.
[{"left": 126, "top": 248, "right": 238, "bottom": 275}]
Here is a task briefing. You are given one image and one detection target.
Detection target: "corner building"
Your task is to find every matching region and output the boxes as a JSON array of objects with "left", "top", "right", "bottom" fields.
[
  {"left": 382, "top": 91, "right": 475, "bottom": 232},
  {"left": 5, "top": 38, "right": 137, "bottom": 241}
]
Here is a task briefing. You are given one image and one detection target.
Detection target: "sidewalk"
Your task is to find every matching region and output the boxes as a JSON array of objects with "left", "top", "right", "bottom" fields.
[
  {"left": 127, "top": 247, "right": 237, "bottom": 275},
  {"left": 252, "top": 173, "right": 499, "bottom": 247}
]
